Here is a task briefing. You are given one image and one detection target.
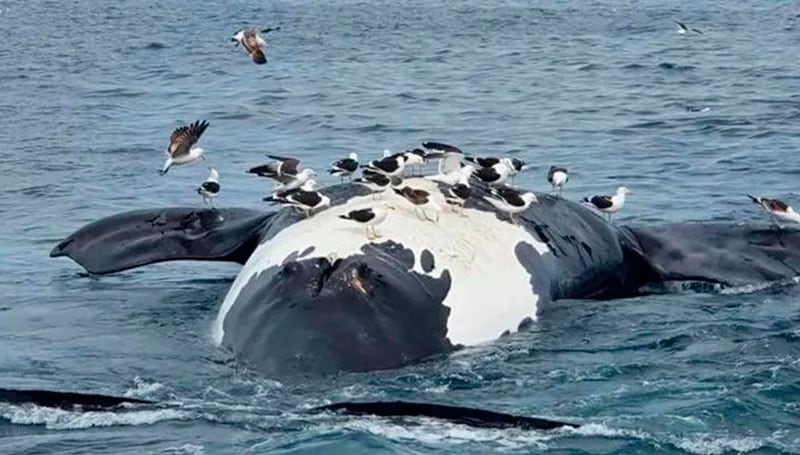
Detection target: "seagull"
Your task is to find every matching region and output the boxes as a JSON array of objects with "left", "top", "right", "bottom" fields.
[
  {"left": 354, "top": 170, "right": 395, "bottom": 199},
  {"left": 426, "top": 163, "right": 475, "bottom": 186},
  {"left": 583, "top": 187, "right": 631, "bottom": 221},
  {"left": 231, "top": 27, "right": 279, "bottom": 64},
  {"left": 363, "top": 154, "right": 406, "bottom": 178},
  {"left": 330, "top": 152, "right": 359, "bottom": 183},
  {"left": 422, "top": 141, "right": 467, "bottom": 182},
  {"left": 247, "top": 154, "right": 300, "bottom": 180},
  {"left": 466, "top": 156, "right": 524, "bottom": 173},
  {"left": 748, "top": 195, "right": 800, "bottom": 228},
  {"left": 484, "top": 187, "right": 538, "bottom": 224},
  {"left": 421, "top": 142, "right": 463, "bottom": 155},
  {"left": 472, "top": 161, "right": 512, "bottom": 186},
  {"left": 159, "top": 120, "right": 209, "bottom": 175},
  {"left": 197, "top": 167, "right": 220, "bottom": 206},
  {"left": 547, "top": 166, "right": 569, "bottom": 196},
  {"left": 264, "top": 188, "right": 330, "bottom": 218},
  {"left": 339, "top": 204, "right": 395, "bottom": 241},
  {"left": 272, "top": 168, "right": 317, "bottom": 195},
  {"left": 402, "top": 149, "right": 427, "bottom": 175},
  {"left": 393, "top": 186, "right": 441, "bottom": 222},
  {"left": 674, "top": 21, "right": 702, "bottom": 35},
  {"left": 443, "top": 183, "right": 471, "bottom": 216}
]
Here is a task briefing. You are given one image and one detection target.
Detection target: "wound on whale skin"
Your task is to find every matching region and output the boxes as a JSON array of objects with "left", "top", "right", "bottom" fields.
[{"left": 222, "top": 240, "right": 454, "bottom": 376}]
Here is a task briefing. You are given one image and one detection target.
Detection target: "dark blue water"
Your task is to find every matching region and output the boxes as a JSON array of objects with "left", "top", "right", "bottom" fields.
[{"left": 2, "top": 0, "right": 800, "bottom": 453}]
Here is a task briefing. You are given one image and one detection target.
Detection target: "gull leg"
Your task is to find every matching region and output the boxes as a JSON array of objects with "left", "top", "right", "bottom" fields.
[
  {"left": 415, "top": 208, "right": 425, "bottom": 220},
  {"left": 372, "top": 226, "right": 382, "bottom": 238},
  {"left": 365, "top": 226, "right": 372, "bottom": 241}
]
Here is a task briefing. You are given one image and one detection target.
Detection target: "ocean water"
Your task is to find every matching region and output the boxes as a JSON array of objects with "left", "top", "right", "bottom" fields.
[{"left": 1, "top": 0, "right": 800, "bottom": 453}]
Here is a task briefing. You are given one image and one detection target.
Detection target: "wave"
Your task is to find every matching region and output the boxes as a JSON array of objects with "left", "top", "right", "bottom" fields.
[{"left": 0, "top": 404, "right": 189, "bottom": 430}]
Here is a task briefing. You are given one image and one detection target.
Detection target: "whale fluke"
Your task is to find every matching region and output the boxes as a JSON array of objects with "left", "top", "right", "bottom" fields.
[
  {"left": 50, "top": 207, "right": 273, "bottom": 275},
  {"left": 0, "top": 388, "right": 151, "bottom": 411},
  {"left": 317, "top": 401, "right": 578, "bottom": 430}
]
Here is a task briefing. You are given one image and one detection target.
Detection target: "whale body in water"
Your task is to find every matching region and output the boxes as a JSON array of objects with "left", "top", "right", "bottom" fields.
[{"left": 51, "top": 178, "right": 800, "bottom": 376}]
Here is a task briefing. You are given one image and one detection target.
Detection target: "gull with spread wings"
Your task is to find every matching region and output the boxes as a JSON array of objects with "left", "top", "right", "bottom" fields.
[
  {"left": 159, "top": 120, "right": 209, "bottom": 176},
  {"left": 231, "top": 27, "right": 279, "bottom": 65}
]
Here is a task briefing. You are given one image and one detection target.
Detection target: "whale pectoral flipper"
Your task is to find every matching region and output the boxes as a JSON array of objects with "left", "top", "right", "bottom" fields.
[
  {"left": 50, "top": 207, "right": 273, "bottom": 275},
  {"left": 623, "top": 223, "right": 800, "bottom": 286}
]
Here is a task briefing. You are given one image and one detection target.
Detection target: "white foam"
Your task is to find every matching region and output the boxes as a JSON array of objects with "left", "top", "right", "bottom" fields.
[
  {"left": 336, "top": 416, "right": 552, "bottom": 449},
  {"left": 672, "top": 435, "right": 763, "bottom": 455},
  {"left": 213, "top": 178, "right": 548, "bottom": 346},
  {"left": 161, "top": 444, "right": 206, "bottom": 455},
  {"left": 124, "top": 376, "right": 164, "bottom": 398},
  {"left": 0, "top": 404, "right": 189, "bottom": 430}
]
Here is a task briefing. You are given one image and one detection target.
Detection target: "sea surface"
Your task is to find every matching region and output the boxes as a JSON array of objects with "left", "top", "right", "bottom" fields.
[{"left": 1, "top": 0, "right": 800, "bottom": 453}]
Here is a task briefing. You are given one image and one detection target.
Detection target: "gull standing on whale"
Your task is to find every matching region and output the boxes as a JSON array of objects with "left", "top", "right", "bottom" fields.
[
  {"left": 472, "top": 159, "right": 515, "bottom": 186},
  {"left": 248, "top": 155, "right": 316, "bottom": 195},
  {"left": 231, "top": 27, "right": 279, "bottom": 64},
  {"left": 339, "top": 204, "right": 395, "bottom": 240},
  {"left": 583, "top": 187, "right": 631, "bottom": 221},
  {"left": 329, "top": 153, "right": 359, "bottom": 183},
  {"left": 547, "top": 166, "right": 569, "bottom": 196},
  {"left": 422, "top": 141, "right": 467, "bottom": 183},
  {"left": 484, "top": 187, "right": 538, "bottom": 224},
  {"left": 197, "top": 167, "right": 220, "bottom": 206},
  {"left": 264, "top": 188, "right": 330, "bottom": 218},
  {"left": 394, "top": 186, "right": 441, "bottom": 222},
  {"left": 159, "top": 120, "right": 209, "bottom": 175},
  {"left": 364, "top": 154, "right": 406, "bottom": 178},
  {"left": 354, "top": 170, "right": 395, "bottom": 199},
  {"left": 748, "top": 195, "right": 800, "bottom": 228}
]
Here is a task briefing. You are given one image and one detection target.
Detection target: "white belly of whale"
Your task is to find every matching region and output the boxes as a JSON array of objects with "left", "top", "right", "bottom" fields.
[{"left": 213, "top": 178, "right": 549, "bottom": 347}]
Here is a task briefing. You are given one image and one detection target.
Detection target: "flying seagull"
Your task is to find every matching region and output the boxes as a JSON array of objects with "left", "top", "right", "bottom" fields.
[
  {"left": 674, "top": 21, "right": 703, "bottom": 35},
  {"left": 160, "top": 120, "right": 209, "bottom": 175},
  {"left": 231, "top": 27, "right": 279, "bottom": 64},
  {"left": 583, "top": 187, "right": 631, "bottom": 221},
  {"left": 748, "top": 195, "right": 800, "bottom": 228}
]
